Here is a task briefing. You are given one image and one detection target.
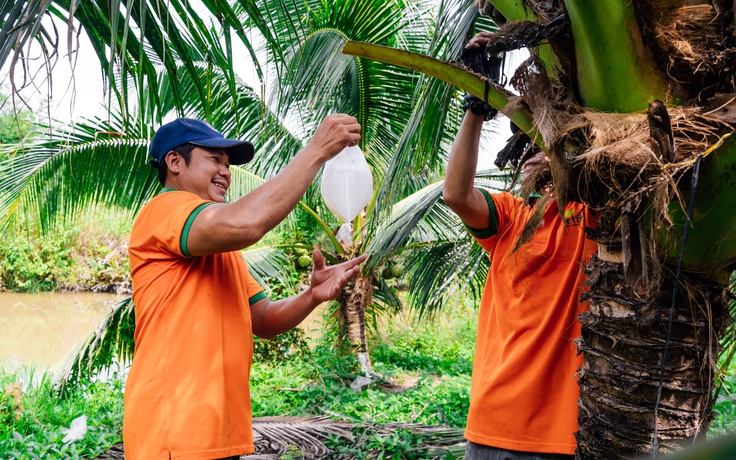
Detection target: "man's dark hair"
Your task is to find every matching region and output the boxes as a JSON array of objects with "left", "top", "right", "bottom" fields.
[{"left": 153, "top": 142, "right": 196, "bottom": 186}]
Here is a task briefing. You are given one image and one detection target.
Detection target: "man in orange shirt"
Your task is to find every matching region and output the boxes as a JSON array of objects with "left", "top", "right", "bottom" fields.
[
  {"left": 124, "top": 115, "right": 366, "bottom": 459},
  {"left": 442, "top": 33, "right": 597, "bottom": 460}
]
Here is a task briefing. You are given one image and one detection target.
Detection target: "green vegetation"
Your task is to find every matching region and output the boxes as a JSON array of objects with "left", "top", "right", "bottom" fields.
[
  {"left": 0, "top": 367, "right": 124, "bottom": 459},
  {"left": 3, "top": 293, "right": 736, "bottom": 458},
  {"left": 0, "top": 209, "right": 131, "bottom": 293},
  {"left": 0, "top": 302, "right": 475, "bottom": 458},
  {"left": 0, "top": 90, "right": 34, "bottom": 147},
  {"left": 710, "top": 358, "right": 736, "bottom": 438}
]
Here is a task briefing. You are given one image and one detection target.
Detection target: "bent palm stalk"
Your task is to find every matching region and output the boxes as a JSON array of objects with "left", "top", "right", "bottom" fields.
[{"left": 345, "top": 0, "right": 736, "bottom": 457}]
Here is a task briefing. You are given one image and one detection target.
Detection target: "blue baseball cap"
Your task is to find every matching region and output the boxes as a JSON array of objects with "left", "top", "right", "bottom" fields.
[{"left": 149, "top": 118, "right": 254, "bottom": 166}]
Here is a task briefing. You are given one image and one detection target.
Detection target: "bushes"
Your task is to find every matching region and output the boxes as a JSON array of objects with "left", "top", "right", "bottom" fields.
[
  {"left": 0, "top": 367, "right": 124, "bottom": 459},
  {"left": 0, "top": 210, "right": 132, "bottom": 293}
]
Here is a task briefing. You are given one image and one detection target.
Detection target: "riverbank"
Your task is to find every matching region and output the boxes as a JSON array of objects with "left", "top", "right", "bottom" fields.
[{"left": 0, "top": 210, "right": 132, "bottom": 295}]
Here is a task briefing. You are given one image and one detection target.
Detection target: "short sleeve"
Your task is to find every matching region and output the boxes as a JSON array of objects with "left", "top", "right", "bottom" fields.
[
  {"left": 464, "top": 188, "right": 498, "bottom": 239},
  {"left": 240, "top": 256, "right": 267, "bottom": 306},
  {"left": 469, "top": 191, "right": 521, "bottom": 254},
  {"left": 129, "top": 191, "right": 213, "bottom": 262}
]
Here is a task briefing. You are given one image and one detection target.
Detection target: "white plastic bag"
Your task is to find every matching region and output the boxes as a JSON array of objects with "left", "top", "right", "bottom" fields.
[
  {"left": 320, "top": 146, "right": 373, "bottom": 223},
  {"left": 61, "top": 415, "right": 87, "bottom": 443}
]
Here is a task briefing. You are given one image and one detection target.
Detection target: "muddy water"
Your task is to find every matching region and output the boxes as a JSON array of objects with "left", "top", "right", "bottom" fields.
[{"left": 0, "top": 292, "right": 123, "bottom": 371}]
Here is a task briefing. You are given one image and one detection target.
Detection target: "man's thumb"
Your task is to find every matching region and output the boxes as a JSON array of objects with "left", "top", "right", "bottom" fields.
[{"left": 312, "top": 248, "right": 325, "bottom": 269}]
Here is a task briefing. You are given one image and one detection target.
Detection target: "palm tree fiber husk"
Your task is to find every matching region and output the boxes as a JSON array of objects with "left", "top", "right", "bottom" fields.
[
  {"left": 563, "top": 108, "right": 731, "bottom": 208},
  {"left": 575, "top": 257, "right": 731, "bottom": 459},
  {"left": 338, "top": 275, "right": 374, "bottom": 372},
  {"left": 633, "top": 0, "right": 736, "bottom": 102}
]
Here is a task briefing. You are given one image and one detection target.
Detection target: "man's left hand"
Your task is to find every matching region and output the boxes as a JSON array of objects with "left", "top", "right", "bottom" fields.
[{"left": 309, "top": 249, "right": 367, "bottom": 303}]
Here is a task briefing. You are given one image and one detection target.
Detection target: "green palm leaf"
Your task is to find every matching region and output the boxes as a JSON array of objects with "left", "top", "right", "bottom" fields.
[
  {"left": 53, "top": 296, "right": 134, "bottom": 396},
  {"left": 367, "top": 169, "right": 511, "bottom": 317},
  {"left": 370, "top": 0, "right": 483, "bottom": 217},
  {"left": 365, "top": 169, "right": 510, "bottom": 271},
  {"left": 0, "top": 115, "right": 157, "bottom": 231}
]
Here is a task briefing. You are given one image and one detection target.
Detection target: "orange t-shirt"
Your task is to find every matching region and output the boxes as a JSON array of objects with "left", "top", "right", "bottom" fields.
[
  {"left": 464, "top": 191, "right": 597, "bottom": 454},
  {"left": 124, "top": 189, "right": 266, "bottom": 460}
]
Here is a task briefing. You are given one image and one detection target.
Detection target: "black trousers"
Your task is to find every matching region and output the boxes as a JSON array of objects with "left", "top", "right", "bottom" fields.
[{"left": 464, "top": 441, "right": 575, "bottom": 460}]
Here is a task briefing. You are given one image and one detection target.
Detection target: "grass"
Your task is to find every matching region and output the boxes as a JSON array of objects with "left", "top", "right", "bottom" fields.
[
  {"left": 0, "top": 366, "right": 124, "bottom": 459},
  {"left": 250, "top": 300, "right": 477, "bottom": 428},
  {"left": 3, "top": 297, "right": 736, "bottom": 458}
]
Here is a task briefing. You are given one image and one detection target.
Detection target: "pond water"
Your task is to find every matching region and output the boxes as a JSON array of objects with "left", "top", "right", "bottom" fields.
[{"left": 0, "top": 292, "right": 124, "bottom": 371}]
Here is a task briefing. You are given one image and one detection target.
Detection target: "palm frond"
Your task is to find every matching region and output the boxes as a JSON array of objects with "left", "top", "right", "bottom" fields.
[
  {"left": 365, "top": 168, "right": 508, "bottom": 266},
  {"left": 369, "top": 0, "right": 484, "bottom": 222},
  {"left": 366, "top": 169, "right": 510, "bottom": 317},
  {"left": 365, "top": 181, "right": 445, "bottom": 271},
  {"left": 251, "top": 416, "right": 354, "bottom": 458},
  {"left": 98, "top": 416, "right": 465, "bottom": 459},
  {"left": 250, "top": 0, "right": 445, "bottom": 212},
  {"left": 242, "top": 245, "right": 293, "bottom": 297},
  {"left": 372, "top": 272, "right": 404, "bottom": 314},
  {"left": 0, "top": 115, "right": 158, "bottom": 231},
  {"left": 715, "top": 272, "right": 736, "bottom": 399},
  {"left": 404, "top": 237, "right": 488, "bottom": 319},
  {"left": 0, "top": 1, "right": 55, "bottom": 81},
  {"left": 53, "top": 296, "right": 134, "bottom": 396}
]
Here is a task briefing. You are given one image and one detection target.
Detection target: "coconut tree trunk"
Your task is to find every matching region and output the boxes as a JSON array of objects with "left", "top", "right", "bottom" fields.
[
  {"left": 576, "top": 221, "right": 731, "bottom": 458},
  {"left": 339, "top": 275, "right": 375, "bottom": 376}
]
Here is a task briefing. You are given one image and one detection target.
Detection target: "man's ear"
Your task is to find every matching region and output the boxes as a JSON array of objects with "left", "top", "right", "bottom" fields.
[{"left": 165, "top": 151, "right": 182, "bottom": 175}]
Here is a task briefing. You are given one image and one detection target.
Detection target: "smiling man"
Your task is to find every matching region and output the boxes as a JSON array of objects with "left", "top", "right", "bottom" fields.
[{"left": 124, "top": 116, "right": 365, "bottom": 459}]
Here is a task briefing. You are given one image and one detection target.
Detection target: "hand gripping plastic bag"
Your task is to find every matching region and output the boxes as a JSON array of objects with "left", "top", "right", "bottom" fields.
[{"left": 320, "top": 146, "right": 373, "bottom": 223}]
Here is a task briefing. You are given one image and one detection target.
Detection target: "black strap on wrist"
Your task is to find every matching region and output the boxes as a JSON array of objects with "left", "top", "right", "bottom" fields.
[
  {"left": 459, "top": 43, "right": 504, "bottom": 122},
  {"left": 462, "top": 93, "right": 497, "bottom": 121}
]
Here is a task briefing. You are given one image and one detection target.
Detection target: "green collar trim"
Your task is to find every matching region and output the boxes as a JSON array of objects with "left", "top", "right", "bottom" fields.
[{"left": 159, "top": 187, "right": 178, "bottom": 194}]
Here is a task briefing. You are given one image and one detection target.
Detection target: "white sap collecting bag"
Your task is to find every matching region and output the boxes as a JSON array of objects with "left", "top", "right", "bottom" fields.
[{"left": 320, "top": 145, "right": 373, "bottom": 225}]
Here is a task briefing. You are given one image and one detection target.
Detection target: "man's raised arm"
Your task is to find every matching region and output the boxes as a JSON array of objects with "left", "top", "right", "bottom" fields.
[
  {"left": 188, "top": 114, "right": 360, "bottom": 256},
  {"left": 443, "top": 111, "right": 492, "bottom": 231}
]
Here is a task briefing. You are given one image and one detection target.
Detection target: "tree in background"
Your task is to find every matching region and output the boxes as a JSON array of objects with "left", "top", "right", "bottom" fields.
[
  {"left": 0, "top": 1, "right": 506, "bottom": 382},
  {"left": 0, "top": 90, "right": 34, "bottom": 146}
]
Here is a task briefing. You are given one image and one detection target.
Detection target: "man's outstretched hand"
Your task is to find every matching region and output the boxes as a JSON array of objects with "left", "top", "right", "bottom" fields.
[{"left": 308, "top": 249, "right": 367, "bottom": 303}]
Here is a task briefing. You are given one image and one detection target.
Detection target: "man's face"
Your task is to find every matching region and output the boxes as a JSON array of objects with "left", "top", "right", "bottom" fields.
[{"left": 175, "top": 147, "right": 231, "bottom": 203}]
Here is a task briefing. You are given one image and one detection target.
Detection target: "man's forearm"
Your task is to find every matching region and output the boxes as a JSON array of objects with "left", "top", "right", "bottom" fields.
[
  {"left": 443, "top": 113, "right": 491, "bottom": 229},
  {"left": 189, "top": 146, "right": 327, "bottom": 255},
  {"left": 444, "top": 113, "right": 484, "bottom": 202},
  {"left": 251, "top": 288, "right": 320, "bottom": 339},
  {"left": 188, "top": 113, "right": 360, "bottom": 256}
]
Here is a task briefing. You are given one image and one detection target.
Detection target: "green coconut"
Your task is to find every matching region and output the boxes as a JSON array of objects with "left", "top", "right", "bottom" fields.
[
  {"left": 297, "top": 255, "right": 312, "bottom": 268},
  {"left": 390, "top": 264, "right": 404, "bottom": 278}
]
